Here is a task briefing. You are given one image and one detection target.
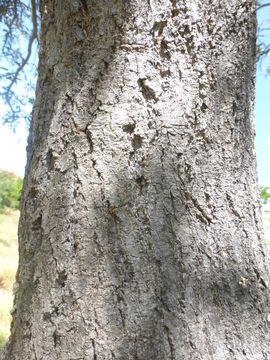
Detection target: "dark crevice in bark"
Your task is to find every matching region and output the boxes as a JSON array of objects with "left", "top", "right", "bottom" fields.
[
  {"left": 85, "top": 127, "right": 94, "bottom": 153},
  {"left": 53, "top": 330, "right": 57, "bottom": 348},
  {"left": 92, "top": 339, "right": 97, "bottom": 360},
  {"left": 122, "top": 123, "right": 135, "bottom": 134},
  {"left": 254, "top": 267, "right": 269, "bottom": 289},
  {"left": 137, "top": 78, "right": 158, "bottom": 101},
  {"left": 132, "top": 134, "right": 143, "bottom": 152},
  {"left": 56, "top": 270, "right": 68, "bottom": 288},
  {"left": 32, "top": 343, "right": 38, "bottom": 360}
]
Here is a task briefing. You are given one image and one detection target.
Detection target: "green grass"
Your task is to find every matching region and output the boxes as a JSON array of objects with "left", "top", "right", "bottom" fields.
[{"left": 0, "top": 210, "right": 19, "bottom": 348}]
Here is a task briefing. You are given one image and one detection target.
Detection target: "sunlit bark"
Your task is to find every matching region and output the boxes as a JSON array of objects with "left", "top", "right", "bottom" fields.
[{"left": 2, "top": 1, "right": 270, "bottom": 359}]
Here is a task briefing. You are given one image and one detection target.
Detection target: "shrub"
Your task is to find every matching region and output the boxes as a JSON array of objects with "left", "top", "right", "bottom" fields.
[
  {"left": 0, "top": 170, "right": 23, "bottom": 213},
  {"left": 260, "top": 186, "right": 270, "bottom": 206}
]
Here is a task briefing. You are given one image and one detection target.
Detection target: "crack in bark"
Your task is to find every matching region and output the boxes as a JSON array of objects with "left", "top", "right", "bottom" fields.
[
  {"left": 137, "top": 79, "right": 158, "bottom": 102},
  {"left": 189, "top": 195, "right": 212, "bottom": 225},
  {"left": 118, "top": 308, "right": 126, "bottom": 330},
  {"left": 79, "top": 0, "right": 88, "bottom": 15},
  {"left": 164, "top": 325, "right": 176, "bottom": 360},
  {"left": 226, "top": 192, "right": 241, "bottom": 219},
  {"left": 254, "top": 268, "right": 269, "bottom": 289},
  {"left": 53, "top": 330, "right": 57, "bottom": 348},
  {"left": 85, "top": 127, "right": 94, "bottom": 153},
  {"left": 33, "top": 343, "right": 38, "bottom": 360},
  {"left": 91, "top": 339, "right": 97, "bottom": 360}
]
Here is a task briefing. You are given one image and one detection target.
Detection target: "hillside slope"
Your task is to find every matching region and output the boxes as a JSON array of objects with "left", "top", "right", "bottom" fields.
[{"left": 0, "top": 210, "right": 19, "bottom": 348}]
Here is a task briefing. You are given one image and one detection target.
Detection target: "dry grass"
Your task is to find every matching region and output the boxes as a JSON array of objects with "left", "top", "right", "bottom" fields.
[{"left": 0, "top": 210, "right": 19, "bottom": 348}]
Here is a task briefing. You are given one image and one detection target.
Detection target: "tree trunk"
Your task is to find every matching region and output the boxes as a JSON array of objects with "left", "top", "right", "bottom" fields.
[{"left": 1, "top": 0, "right": 270, "bottom": 359}]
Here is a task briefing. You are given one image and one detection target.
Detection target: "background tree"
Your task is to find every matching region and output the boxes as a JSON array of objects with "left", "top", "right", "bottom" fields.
[
  {"left": 1, "top": 1, "right": 270, "bottom": 359},
  {"left": 0, "top": 170, "right": 22, "bottom": 212},
  {"left": 0, "top": 0, "right": 39, "bottom": 127},
  {"left": 257, "top": 1, "right": 270, "bottom": 63},
  {"left": 260, "top": 186, "right": 270, "bottom": 205}
]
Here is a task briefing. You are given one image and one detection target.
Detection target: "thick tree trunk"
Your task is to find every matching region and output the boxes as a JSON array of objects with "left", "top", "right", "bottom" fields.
[{"left": 2, "top": 0, "right": 270, "bottom": 359}]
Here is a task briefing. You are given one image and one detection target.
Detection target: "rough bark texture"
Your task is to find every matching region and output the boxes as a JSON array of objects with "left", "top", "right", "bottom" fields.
[{"left": 1, "top": 0, "right": 270, "bottom": 359}]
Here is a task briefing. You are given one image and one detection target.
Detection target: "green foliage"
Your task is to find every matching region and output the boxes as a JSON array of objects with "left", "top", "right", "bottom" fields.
[
  {"left": 0, "top": 169, "right": 22, "bottom": 212},
  {"left": 260, "top": 186, "right": 270, "bottom": 205}
]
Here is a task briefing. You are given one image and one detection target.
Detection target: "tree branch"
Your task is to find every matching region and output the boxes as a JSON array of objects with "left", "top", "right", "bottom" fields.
[
  {"left": 4, "top": 0, "right": 38, "bottom": 121},
  {"left": 2, "top": 0, "right": 18, "bottom": 51},
  {"left": 257, "top": 3, "right": 270, "bottom": 11}
]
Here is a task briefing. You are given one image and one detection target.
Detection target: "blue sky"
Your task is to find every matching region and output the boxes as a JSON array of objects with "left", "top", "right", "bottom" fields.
[
  {"left": 0, "top": 4, "right": 270, "bottom": 186},
  {"left": 255, "top": 64, "right": 270, "bottom": 186},
  {"left": 255, "top": 1, "right": 270, "bottom": 186}
]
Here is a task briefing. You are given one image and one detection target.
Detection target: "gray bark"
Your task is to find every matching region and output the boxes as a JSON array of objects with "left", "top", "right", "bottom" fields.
[{"left": 1, "top": 0, "right": 270, "bottom": 359}]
